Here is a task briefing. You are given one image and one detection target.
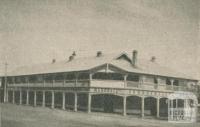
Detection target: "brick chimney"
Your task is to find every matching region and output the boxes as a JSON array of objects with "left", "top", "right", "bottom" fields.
[{"left": 132, "top": 50, "right": 138, "bottom": 66}]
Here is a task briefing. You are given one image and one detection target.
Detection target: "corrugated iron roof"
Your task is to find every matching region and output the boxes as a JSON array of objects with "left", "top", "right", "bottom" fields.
[{"left": 6, "top": 53, "right": 196, "bottom": 80}]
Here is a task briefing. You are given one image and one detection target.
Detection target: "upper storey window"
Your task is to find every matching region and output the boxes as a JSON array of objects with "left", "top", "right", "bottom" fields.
[
  {"left": 20, "top": 76, "right": 26, "bottom": 83},
  {"left": 54, "top": 73, "right": 64, "bottom": 81},
  {"left": 93, "top": 72, "right": 123, "bottom": 81},
  {"left": 166, "top": 78, "right": 179, "bottom": 86},
  {"left": 36, "top": 75, "right": 44, "bottom": 83},
  {"left": 154, "top": 77, "right": 158, "bottom": 84},
  {"left": 173, "top": 80, "right": 179, "bottom": 86},
  {"left": 7, "top": 77, "right": 14, "bottom": 84},
  {"left": 15, "top": 76, "right": 21, "bottom": 83},
  {"left": 45, "top": 75, "right": 53, "bottom": 82},
  {"left": 29, "top": 75, "right": 37, "bottom": 83},
  {"left": 65, "top": 73, "right": 76, "bottom": 80},
  {"left": 78, "top": 73, "right": 89, "bottom": 80},
  {"left": 166, "top": 78, "right": 171, "bottom": 85},
  {"left": 127, "top": 75, "right": 139, "bottom": 82}
]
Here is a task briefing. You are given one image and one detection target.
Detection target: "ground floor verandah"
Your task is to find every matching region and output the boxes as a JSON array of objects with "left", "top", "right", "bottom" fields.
[{"left": 3, "top": 87, "right": 176, "bottom": 119}]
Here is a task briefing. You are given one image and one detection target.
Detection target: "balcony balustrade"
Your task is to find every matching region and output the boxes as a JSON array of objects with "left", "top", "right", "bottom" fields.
[
  {"left": 126, "top": 81, "right": 139, "bottom": 88},
  {"left": 90, "top": 79, "right": 125, "bottom": 88},
  {"left": 141, "top": 82, "right": 157, "bottom": 90},
  {"left": 7, "top": 79, "right": 89, "bottom": 88},
  {"left": 166, "top": 85, "right": 173, "bottom": 90}
]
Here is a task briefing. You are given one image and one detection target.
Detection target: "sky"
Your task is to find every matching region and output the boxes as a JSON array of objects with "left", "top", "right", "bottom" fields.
[{"left": 0, "top": 0, "right": 199, "bottom": 79}]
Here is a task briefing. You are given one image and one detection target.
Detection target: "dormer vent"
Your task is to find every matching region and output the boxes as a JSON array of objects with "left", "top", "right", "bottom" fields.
[
  {"left": 72, "top": 51, "right": 76, "bottom": 56},
  {"left": 68, "top": 51, "right": 76, "bottom": 62},
  {"left": 68, "top": 55, "right": 74, "bottom": 61},
  {"left": 52, "top": 59, "right": 56, "bottom": 64},
  {"left": 151, "top": 56, "right": 156, "bottom": 62},
  {"left": 96, "top": 51, "right": 102, "bottom": 57}
]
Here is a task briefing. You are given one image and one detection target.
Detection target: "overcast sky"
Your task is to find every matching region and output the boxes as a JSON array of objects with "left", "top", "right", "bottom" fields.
[{"left": 0, "top": 0, "right": 199, "bottom": 79}]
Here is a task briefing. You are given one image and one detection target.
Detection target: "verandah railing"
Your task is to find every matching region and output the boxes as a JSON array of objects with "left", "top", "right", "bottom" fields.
[{"left": 7, "top": 79, "right": 90, "bottom": 87}]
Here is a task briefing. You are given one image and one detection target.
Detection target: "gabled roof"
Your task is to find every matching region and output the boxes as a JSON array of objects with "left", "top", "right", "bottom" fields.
[{"left": 6, "top": 53, "right": 197, "bottom": 80}]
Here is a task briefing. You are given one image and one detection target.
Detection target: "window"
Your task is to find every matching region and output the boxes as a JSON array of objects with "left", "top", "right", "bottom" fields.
[
  {"left": 154, "top": 77, "right": 158, "bottom": 84},
  {"left": 65, "top": 73, "right": 76, "bottom": 80},
  {"left": 7, "top": 77, "right": 13, "bottom": 84},
  {"left": 78, "top": 73, "right": 89, "bottom": 80},
  {"left": 166, "top": 78, "right": 171, "bottom": 85},
  {"left": 15, "top": 77, "right": 21, "bottom": 83},
  {"left": 127, "top": 75, "right": 139, "bottom": 82},
  {"left": 174, "top": 80, "right": 179, "bottom": 86},
  {"left": 54, "top": 73, "right": 64, "bottom": 81},
  {"left": 44, "top": 75, "right": 53, "bottom": 83},
  {"left": 20, "top": 76, "right": 26, "bottom": 83},
  {"left": 29, "top": 75, "right": 37, "bottom": 83},
  {"left": 93, "top": 72, "right": 123, "bottom": 80},
  {"left": 36, "top": 75, "right": 43, "bottom": 83}
]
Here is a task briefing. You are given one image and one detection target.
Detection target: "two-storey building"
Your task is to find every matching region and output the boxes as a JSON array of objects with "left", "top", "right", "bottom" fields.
[{"left": 0, "top": 50, "right": 199, "bottom": 119}]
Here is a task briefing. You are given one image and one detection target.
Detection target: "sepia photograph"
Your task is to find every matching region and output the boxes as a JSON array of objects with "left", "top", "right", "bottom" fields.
[{"left": 0, "top": 0, "right": 199, "bottom": 127}]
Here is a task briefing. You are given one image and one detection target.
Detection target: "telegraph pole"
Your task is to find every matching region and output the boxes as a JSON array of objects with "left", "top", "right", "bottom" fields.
[{"left": 3, "top": 62, "right": 8, "bottom": 103}]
